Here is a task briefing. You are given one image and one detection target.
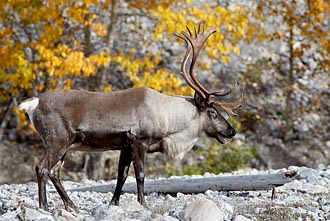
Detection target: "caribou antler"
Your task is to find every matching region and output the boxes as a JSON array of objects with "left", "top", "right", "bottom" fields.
[
  {"left": 212, "top": 94, "right": 243, "bottom": 116},
  {"left": 175, "top": 24, "right": 215, "bottom": 101},
  {"left": 174, "top": 28, "right": 206, "bottom": 100},
  {"left": 176, "top": 24, "right": 243, "bottom": 116}
]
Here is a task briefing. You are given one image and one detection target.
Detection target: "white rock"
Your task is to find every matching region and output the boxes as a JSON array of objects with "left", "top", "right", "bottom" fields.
[
  {"left": 124, "top": 200, "right": 146, "bottom": 212},
  {"left": 82, "top": 216, "right": 95, "bottom": 221},
  {"left": 325, "top": 212, "right": 330, "bottom": 220},
  {"left": 218, "top": 201, "right": 234, "bottom": 220},
  {"left": 322, "top": 205, "right": 330, "bottom": 213},
  {"left": 159, "top": 216, "right": 180, "bottom": 221},
  {"left": 205, "top": 190, "right": 216, "bottom": 197},
  {"left": 53, "top": 209, "right": 79, "bottom": 221},
  {"left": 234, "top": 215, "right": 252, "bottom": 221},
  {"left": 0, "top": 211, "right": 21, "bottom": 221},
  {"left": 0, "top": 207, "right": 55, "bottom": 221},
  {"left": 92, "top": 206, "right": 125, "bottom": 220},
  {"left": 176, "top": 192, "right": 185, "bottom": 200},
  {"left": 292, "top": 167, "right": 319, "bottom": 182},
  {"left": 184, "top": 198, "right": 226, "bottom": 221},
  {"left": 285, "top": 180, "right": 329, "bottom": 194}
]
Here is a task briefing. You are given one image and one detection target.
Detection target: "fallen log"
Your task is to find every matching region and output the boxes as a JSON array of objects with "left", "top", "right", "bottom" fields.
[{"left": 67, "top": 171, "right": 297, "bottom": 194}]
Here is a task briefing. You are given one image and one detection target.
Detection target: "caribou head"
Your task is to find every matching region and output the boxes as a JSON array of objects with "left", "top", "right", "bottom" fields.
[{"left": 175, "top": 24, "right": 243, "bottom": 144}]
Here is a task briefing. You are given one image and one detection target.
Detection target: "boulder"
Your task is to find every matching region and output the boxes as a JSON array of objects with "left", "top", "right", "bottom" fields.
[{"left": 184, "top": 198, "right": 227, "bottom": 221}]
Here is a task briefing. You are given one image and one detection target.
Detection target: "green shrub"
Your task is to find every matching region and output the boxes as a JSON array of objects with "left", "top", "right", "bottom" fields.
[{"left": 166, "top": 139, "right": 259, "bottom": 176}]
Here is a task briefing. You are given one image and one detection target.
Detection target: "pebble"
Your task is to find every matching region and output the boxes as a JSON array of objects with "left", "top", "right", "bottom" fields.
[{"left": 234, "top": 215, "right": 252, "bottom": 221}]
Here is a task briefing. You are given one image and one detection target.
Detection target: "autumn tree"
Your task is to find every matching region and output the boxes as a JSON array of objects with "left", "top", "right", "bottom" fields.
[{"left": 255, "top": 0, "right": 330, "bottom": 143}]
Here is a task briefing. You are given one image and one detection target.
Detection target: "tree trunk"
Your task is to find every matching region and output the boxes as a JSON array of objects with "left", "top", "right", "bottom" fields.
[
  {"left": 67, "top": 171, "right": 297, "bottom": 194},
  {"left": 0, "top": 98, "right": 17, "bottom": 144},
  {"left": 284, "top": 24, "right": 295, "bottom": 144}
]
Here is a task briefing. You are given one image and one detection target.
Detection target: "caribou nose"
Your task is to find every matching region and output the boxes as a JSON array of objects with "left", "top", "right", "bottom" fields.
[
  {"left": 226, "top": 127, "right": 236, "bottom": 138},
  {"left": 231, "top": 128, "right": 236, "bottom": 137}
]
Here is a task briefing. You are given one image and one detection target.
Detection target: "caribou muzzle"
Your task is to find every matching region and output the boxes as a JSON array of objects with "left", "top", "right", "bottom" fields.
[{"left": 217, "top": 127, "right": 236, "bottom": 144}]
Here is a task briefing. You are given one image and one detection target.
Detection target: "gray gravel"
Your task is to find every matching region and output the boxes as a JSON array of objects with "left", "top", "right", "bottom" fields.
[{"left": 1, "top": 166, "right": 330, "bottom": 221}]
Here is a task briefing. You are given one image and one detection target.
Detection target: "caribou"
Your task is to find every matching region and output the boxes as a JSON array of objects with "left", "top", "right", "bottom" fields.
[{"left": 18, "top": 25, "right": 243, "bottom": 212}]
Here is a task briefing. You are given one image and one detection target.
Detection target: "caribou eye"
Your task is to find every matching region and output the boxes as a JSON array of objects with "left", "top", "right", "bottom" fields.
[{"left": 207, "top": 109, "right": 218, "bottom": 119}]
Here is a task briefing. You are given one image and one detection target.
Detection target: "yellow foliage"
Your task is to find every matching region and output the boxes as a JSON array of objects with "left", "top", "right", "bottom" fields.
[
  {"left": 151, "top": 2, "right": 250, "bottom": 64},
  {"left": 126, "top": 0, "right": 179, "bottom": 10},
  {"left": 111, "top": 51, "right": 192, "bottom": 96},
  {"left": 16, "top": 110, "right": 28, "bottom": 127},
  {"left": 64, "top": 79, "right": 72, "bottom": 90},
  {"left": 103, "top": 85, "right": 112, "bottom": 92},
  {"left": 91, "top": 23, "right": 107, "bottom": 37},
  {"left": 0, "top": 0, "right": 112, "bottom": 100}
]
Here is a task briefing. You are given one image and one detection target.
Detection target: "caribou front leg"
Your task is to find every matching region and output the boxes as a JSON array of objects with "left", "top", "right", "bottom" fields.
[
  {"left": 131, "top": 139, "right": 149, "bottom": 207},
  {"left": 110, "top": 147, "right": 132, "bottom": 206}
]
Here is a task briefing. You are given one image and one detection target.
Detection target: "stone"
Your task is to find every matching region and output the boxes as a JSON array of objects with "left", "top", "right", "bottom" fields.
[
  {"left": 325, "top": 212, "right": 330, "bottom": 220},
  {"left": 161, "top": 216, "right": 180, "bottom": 221},
  {"left": 82, "top": 216, "right": 95, "bottom": 221},
  {"left": 0, "top": 211, "right": 21, "bottom": 221},
  {"left": 92, "top": 206, "right": 125, "bottom": 221},
  {"left": 0, "top": 207, "right": 55, "bottom": 221},
  {"left": 53, "top": 209, "right": 78, "bottom": 221},
  {"left": 322, "top": 206, "right": 330, "bottom": 213},
  {"left": 123, "top": 201, "right": 151, "bottom": 220},
  {"left": 205, "top": 190, "right": 216, "bottom": 197},
  {"left": 234, "top": 215, "right": 252, "bottom": 221},
  {"left": 124, "top": 200, "right": 146, "bottom": 212},
  {"left": 296, "top": 167, "right": 319, "bottom": 182},
  {"left": 184, "top": 198, "right": 226, "bottom": 221},
  {"left": 285, "top": 180, "right": 329, "bottom": 194},
  {"left": 168, "top": 209, "right": 185, "bottom": 220},
  {"left": 218, "top": 201, "right": 234, "bottom": 220}
]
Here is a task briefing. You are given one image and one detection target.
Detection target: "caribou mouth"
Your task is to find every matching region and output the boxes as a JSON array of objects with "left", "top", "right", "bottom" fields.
[{"left": 216, "top": 134, "right": 228, "bottom": 144}]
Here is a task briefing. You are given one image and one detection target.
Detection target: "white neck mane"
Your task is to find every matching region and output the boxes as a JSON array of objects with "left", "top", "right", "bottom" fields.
[{"left": 161, "top": 119, "right": 201, "bottom": 159}]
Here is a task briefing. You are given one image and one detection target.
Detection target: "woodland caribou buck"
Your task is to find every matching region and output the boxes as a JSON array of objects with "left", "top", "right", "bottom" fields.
[{"left": 18, "top": 24, "right": 243, "bottom": 212}]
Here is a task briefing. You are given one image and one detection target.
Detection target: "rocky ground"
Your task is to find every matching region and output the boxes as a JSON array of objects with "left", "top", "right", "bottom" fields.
[{"left": 0, "top": 165, "right": 330, "bottom": 221}]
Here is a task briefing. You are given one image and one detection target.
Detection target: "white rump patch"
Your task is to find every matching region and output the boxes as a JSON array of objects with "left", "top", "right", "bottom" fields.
[
  {"left": 18, "top": 97, "right": 39, "bottom": 113},
  {"left": 18, "top": 97, "right": 39, "bottom": 125}
]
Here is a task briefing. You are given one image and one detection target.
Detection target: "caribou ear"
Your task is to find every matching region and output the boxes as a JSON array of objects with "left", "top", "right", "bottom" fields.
[{"left": 194, "top": 92, "right": 207, "bottom": 110}]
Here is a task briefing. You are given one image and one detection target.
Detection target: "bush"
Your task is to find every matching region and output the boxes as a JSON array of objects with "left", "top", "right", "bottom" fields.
[{"left": 166, "top": 139, "right": 259, "bottom": 176}]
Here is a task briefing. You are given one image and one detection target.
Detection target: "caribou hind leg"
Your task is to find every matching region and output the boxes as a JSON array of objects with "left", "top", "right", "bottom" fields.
[
  {"left": 35, "top": 154, "right": 50, "bottom": 211},
  {"left": 48, "top": 153, "right": 79, "bottom": 212},
  {"left": 35, "top": 148, "right": 71, "bottom": 211},
  {"left": 33, "top": 116, "right": 77, "bottom": 211}
]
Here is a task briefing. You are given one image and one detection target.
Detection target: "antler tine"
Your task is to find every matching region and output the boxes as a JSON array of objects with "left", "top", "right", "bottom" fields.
[
  {"left": 196, "top": 23, "right": 203, "bottom": 35},
  {"left": 186, "top": 25, "right": 192, "bottom": 36},
  {"left": 212, "top": 94, "right": 243, "bottom": 116},
  {"left": 210, "top": 81, "right": 238, "bottom": 97}
]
